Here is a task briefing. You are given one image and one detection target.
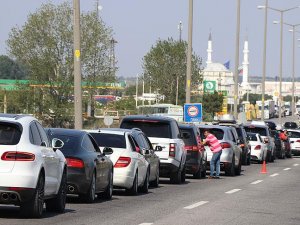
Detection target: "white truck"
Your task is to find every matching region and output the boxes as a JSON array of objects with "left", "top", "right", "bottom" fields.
[{"left": 256, "top": 100, "right": 275, "bottom": 119}]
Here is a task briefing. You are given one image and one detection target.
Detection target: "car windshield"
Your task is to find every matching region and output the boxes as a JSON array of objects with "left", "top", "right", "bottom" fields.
[
  {"left": 179, "top": 128, "right": 196, "bottom": 145},
  {"left": 287, "top": 131, "right": 300, "bottom": 138},
  {"left": 90, "top": 133, "right": 126, "bottom": 148},
  {"left": 0, "top": 122, "right": 22, "bottom": 145},
  {"left": 121, "top": 121, "right": 171, "bottom": 138},
  {"left": 199, "top": 128, "right": 224, "bottom": 140},
  {"left": 49, "top": 134, "right": 79, "bottom": 154},
  {"left": 244, "top": 126, "right": 267, "bottom": 136}
]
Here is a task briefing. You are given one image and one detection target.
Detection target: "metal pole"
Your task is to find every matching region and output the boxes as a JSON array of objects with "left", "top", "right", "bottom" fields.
[
  {"left": 178, "top": 21, "right": 183, "bottom": 42},
  {"left": 149, "top": 79, "right": 152, "bottom": 105},
  {"left": 73, "top": 0, "right": 82, "bottom": 129},
  {"left": 279, "top": 11, "right": 283, "bottom": 126},
  {"left": 292, "top": 25, "right": 295, "bottom": 115},
  {"left": 135, "top": 75, "right": 138, "bottom": 108},
  {"left": 176, "top": 76, "right": 179, "bottom": 105},
  {"left": 234, "top": 0, "right": 241, "bottom": 118},
  {"left": 185, "top": 0, "right": 193, "bottom": 104},
  {"left": 142, "top": 75, "right": 145, "bottom": 106},
  {"left": 261, "top": 0, "right": 268, "bottom": 121}
]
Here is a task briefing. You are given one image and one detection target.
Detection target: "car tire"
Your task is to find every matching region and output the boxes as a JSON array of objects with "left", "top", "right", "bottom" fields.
[
  {"left": 201, "top": 159, "right": 207, "bottom": 178},
  {"left": 150, "top": 166, "right": 159, "bottom": 188},
  {"left": 225, "top": 155, "right": 235, "bottom": 176},
  {"left": 140, "top": 169, "right": 149, "bottom": 194},
  {"left": 246, "top": 154, "right": 251, "bottom": 165},
  {"left": 46, "top": 168, "right": 67, "bottom": 213},
  {"left": 101, "top": 169, "right": 113, "bottom": 200},
  {"left": 193, "top": 167, "right": 201, "bottom": 179},
  {"left": 181, "top": 164, "right": 186, "bottom": 183},
  {"left": 235, "top": 157, "right": 242, "bottom": 176},
  {"left": 170, "top": 169, "right": 182, "bottom": 184},
  {"left": 81, "top": 172, "right": 96, "bottom": 203},
  {"left": 20, "top": 173, "right": 45, "bottom": 218},
  {"left": 127, "top": 171, "right": 138, "bottom": 195}
]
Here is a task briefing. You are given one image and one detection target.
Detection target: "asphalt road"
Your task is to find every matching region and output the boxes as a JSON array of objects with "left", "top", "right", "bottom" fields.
[{"left": 0, "top": 156, "right": 300, "bottom": 225}]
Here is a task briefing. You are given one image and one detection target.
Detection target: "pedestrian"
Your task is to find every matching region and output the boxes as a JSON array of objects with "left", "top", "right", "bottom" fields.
[
  {"left": 202, "top": 129, "right": 222, "bottom": 179},
  {"left": 279, "top": 129, "right": 288, "bottom": 141}
]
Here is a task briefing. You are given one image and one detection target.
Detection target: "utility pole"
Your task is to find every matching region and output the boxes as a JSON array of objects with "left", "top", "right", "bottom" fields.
[
  {"left": 135, "top": 75, "right": 138, "bottom": 108},
  {"left": 178, "top": 21, "right": 183, "bottom": 42},
  {"left": 233, "top": 0, "right": 241, "bottom": 118},
  {"left": 186, "top": 0, "right": 193, "bottom": 104},
  {"left": 73, "top": 0, "right": 82, "bottom": 129}
]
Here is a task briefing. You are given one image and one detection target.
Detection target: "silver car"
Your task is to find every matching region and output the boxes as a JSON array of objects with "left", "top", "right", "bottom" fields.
[{"left": 198, "top": 125, "right": 242, "bottom": 176}]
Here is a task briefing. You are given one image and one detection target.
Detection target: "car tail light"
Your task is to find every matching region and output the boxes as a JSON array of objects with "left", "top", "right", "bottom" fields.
[
  {"left": 221, "top": 142, "right": 231, "bottom": 149},
  {"left": 115, "top": 156, "right": 131, "bottom": 168},
  {"left": 66, "top": 158, "right": 84, "bottom": 168},
  {"left": 185, "top": 145, "right": 198, "bottom": 151},
  {"left": 296, "top": 140, "right": 300, "bottom": 143},
  {"left": 169, "top": 143, "right": 176, "bottom": 157},
  {"left": 1, "top": 151, "right": 35, "bottom": 161},
  {"left": 254, "top": 145, "right": 261, "bottom": 150}
]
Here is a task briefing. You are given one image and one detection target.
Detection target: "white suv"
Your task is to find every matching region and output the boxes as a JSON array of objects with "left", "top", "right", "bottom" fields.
[{"left": 0, "top": 114, "right": 66, "bottom": 218}]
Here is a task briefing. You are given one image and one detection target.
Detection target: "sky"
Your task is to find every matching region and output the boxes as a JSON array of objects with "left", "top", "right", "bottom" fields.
[{"left": 1, "top": 0, "right": 300, "bottom": 79}]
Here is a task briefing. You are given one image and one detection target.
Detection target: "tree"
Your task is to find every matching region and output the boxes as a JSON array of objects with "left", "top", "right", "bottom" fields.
[
  {"left": 142, "top": 38, "right": 202, "bottom": 105},
  {"left": 6, "top": 1, "right": 114, "bottom": 126},
  {"left": 202, "top": 92, "right": 223, "bottom": 119},
  {"left": 0, "top": 55, "right": 27, "bottom": 79}
]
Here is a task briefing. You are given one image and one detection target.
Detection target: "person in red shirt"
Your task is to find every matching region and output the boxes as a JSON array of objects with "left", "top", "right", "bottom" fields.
[
  {"left": 203, "top": 129, "right": 222, "bottom": 179},
  {"left": 279, "top": 130, "right": 288, "bottom": 141}
]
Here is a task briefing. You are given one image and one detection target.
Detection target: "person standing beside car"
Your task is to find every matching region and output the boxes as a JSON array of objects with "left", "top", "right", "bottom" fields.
[{"left": 202, "top": 129, "right": 222, "bottom": 179}]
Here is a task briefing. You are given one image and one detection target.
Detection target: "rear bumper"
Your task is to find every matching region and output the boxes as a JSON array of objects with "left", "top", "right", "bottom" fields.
[
  {"left": 185, "top": 158, "right": 201, "bottom": 174},
  {"left": 291, "top": 149, "right": 300, "bottom": 156},
  {"left": 67, "top": 168, "right": 90, "bottom": 195},
  {"left": 159, "top": 161, "right": 180, "bottom": 177},
  {"left": 0, "top": 187, "right": 35, "bottom": 205}
]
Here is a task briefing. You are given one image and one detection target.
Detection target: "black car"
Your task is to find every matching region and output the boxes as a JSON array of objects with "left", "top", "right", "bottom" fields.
[
  {"left": 265, "top": 121, "right": 277, "bottom": 131},
  {"left": 235, "top": 125, "right": 251, "bottom": 165},
  {"left": 46, "top": 128, "right": 114, "bottom": 202},
  {"left": 283, "top": 122, "right": 298, "bottom": 129},
  {"left": 270, "top": 130, "right": 286, "bottom": 159},
  {"left": 179, "top": 124, "right": 206, "bottom": 179}
]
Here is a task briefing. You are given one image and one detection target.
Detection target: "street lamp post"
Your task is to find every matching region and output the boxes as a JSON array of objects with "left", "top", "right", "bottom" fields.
[{"left": 186, "top": 0, "right": 193, "bottom": 104}]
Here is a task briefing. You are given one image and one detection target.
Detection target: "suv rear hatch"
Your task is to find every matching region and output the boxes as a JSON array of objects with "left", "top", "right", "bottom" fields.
[{"left": 180, "top": 127, "right": 198, "bottom": 161}]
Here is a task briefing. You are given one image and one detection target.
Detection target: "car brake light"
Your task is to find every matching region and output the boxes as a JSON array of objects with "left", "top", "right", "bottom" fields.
[
  {"left": 1, "top": 151, "right": 35, "bottom": 161},
  {"left": 254, "top": 145, "right": 261, "bottom": 150},
  {"left": 296, "top": 140, "right": 300, "bottom": 143},
  {"left": 115, "top": 156, "right": 131, "bottom": 168},
  {"left": 185, "top": 145, "right": 198, "bottom": 151},
  {"left": 169, "top": 143, "right": 176, "bottom": 157},
  {"left": 66, "top": 158, "right": 84, "bottom": 168},
  {"left": 221, "top": 142, "right": 231, "bottom": 149}
]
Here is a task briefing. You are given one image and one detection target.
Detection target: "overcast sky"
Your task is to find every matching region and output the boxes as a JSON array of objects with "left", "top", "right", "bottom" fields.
[{"left": 1, "top": 0, "right": 300, "bottom": 79}]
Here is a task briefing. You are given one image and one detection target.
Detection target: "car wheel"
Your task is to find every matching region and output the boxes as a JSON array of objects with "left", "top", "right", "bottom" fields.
[
  {"left": 140, "top": 169, "right": 149, "bottom": 193},
  {"left": 81, "top": 172, "right": 96, "bottom": 203},
  {"left": 235, "top": 157, "right": 242, "bottom": 176},
  {"left": 181, "top": 164, "right": 186, "bottom": 183},
  {"left": 225, "top": 155, "right": 235, "bottom": 176},
  {"left": 127, "top": 171, "right": 138, "bottom": 195},
  {"left": 246, "top": 154, "right": 251, "bottom": 165},
  {"left": 193, "top": 167, "right": 201, "bottom": 179},
  {"left": 170, "top": 168, "right": 182, "bottom": 184},
  {"left": 46, "top": 168, "right": 67, "bottom": 213},
  {"left": 150, "top": 166, "right": 159, "bottom": 188},
  {"left": 102, "top": 169, "right": 113, "bottom": 200},
  {"left": 20, "top": 173, "right": 45, "bottom": 218}
]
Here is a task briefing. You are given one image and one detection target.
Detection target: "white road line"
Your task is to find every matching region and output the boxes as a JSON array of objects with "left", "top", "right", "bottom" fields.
[
  {"left": 293, "top": 164, "right": 299, "bottom": 166},
  {"left": 270, "top": 173, "right": 279, "bottom": 177},
  {"left": 139, "top": 223, "right": 153, "bottom": 225},
  {"left": 284, "top": 168, "right": 291, "bottom": 171},
  {"left": 184, "top": 201, "right": 209, "bottom": 209},
  {"left": 251, "top": 180, "right": 263, "bottom": 185},
  {"left": 225, "top": 189, "right": 241, "bottom": 194}
]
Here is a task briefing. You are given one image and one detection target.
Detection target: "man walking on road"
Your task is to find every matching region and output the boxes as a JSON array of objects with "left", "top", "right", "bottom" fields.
[{"left": 203, "top": 129, "right": 222, "bottom": 179}]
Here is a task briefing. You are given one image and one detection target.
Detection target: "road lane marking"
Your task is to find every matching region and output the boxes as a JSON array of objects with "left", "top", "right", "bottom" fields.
[
  {"left": 270, "top": 173, "right": 279, "bottom": 177},
  {"left": 184, "top": 201, "right": 209, "bottom": 209},
  {"left": 139, "top": 223, "right": 153, "bottom": 225},
  {"left": 283, "top": 168, "right": 291, "bottom": 171},
  {"left": 293, "top": 164, "right": 299, "bottom": 166},
  {"left": 251, "top": 180, "right": 263, "bottom": 184},
  {"left": 225, "top": 189, "right": 241, "bottom": 194}
]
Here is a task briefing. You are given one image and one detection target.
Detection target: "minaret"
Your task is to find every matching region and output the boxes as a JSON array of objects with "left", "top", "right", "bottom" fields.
[
  {"left": 241, "top": 38, "right": 250, "bottom": 87},
  {"left": 206, "top": 32, "right": 213, "bottom": 65}
]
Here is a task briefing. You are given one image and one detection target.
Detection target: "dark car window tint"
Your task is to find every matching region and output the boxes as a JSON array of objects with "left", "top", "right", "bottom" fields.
[
  {"left": 143, "top": 134, "right": 153, "bottom": 149},
  {"left": 244, "top": 127, "right": 267, "bottom": 136},
  {"left": 35, "top": 122, "right": 49, "bottom": 147},
  {"left": 128, "top": 135, "right": 138, "bottom": 151},
  {"left": 82, "top": 135, "right": 97, "bottom": 152},
  {"left": 179, "top": 128, "right": 197, "bottom": 145},
  {"left": 121, "top": 121, "right": 171, "bottom": 138},
  {"left": 48, "top": 134, "right": 79, "bottom": 154},
  {"left": 0, "top": 123, "right": 22, "bottom": 145},
  {"left": 30, "top": 123, "right": 42, "bottom": 146},
  {"left": 90, "top": 133, "right": 126, "bottom": 149},
  {"left": 287, "top": 131, "right": 300, "bottom": 138},
  {"left": 199, "top": 128, "right": 224, "bottom": 140},
  {"left": 247, "top": 133, "right": 257, "bottom": 141}
]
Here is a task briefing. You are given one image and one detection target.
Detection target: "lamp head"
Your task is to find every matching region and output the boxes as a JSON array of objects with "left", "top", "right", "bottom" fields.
[{"left": 257, "top": 5, "right": 266, "bottom": 9}]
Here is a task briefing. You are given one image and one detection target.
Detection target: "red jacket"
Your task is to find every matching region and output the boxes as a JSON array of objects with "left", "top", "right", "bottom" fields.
[{"left": 279, "top": 132, "right": 287, "bottom": 141}]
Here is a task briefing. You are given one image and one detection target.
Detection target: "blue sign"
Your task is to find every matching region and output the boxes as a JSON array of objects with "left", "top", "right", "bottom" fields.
[{"left": 184, "top": 103, "right": 203, "bottom": 122}]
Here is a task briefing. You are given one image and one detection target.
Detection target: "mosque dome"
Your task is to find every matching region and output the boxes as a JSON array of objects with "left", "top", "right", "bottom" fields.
[{"left": 203, "top": 63, "right": 229, "bottom": 72}]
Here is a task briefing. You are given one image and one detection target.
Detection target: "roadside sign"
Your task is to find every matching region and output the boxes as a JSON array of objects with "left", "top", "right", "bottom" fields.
[
  {"left": 184, "top": 103, "right": 202, "bottom": 122},
  {"left": 203, "top": 81, "right": 216, "bottom": 93}
]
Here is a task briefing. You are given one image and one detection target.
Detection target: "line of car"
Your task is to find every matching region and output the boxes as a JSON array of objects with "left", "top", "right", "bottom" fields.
[{"left": 0, "top": 113, "right": 298, "bottom": 218}]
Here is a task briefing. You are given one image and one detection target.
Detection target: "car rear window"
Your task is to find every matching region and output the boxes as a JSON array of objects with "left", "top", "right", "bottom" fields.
[
  {"left": 0, "top": 122, "right": 22, "bottom": 145},
  {"left": 121, "top": 121, "right": 171, "bottom": 138},
  {"left": 49, "top": 134, "right": 79, "bottom": 154},
  {"left": 199, "top": 128, "right": 224, "bottom": 140},
  {"left": 180, "top": 128, "right": 197, "bottom": 145},
  {"left": 90, "top": 133, "right": 126, "bottom": 148},
  {"left": 247, "top": 133, "right": 257, "bottom": 141},
  {"left": 287, "top": 131, "right": 300, "bottom": 138},
  {"left": 244, "top": 126, "right": 267, "bottom": 136}
]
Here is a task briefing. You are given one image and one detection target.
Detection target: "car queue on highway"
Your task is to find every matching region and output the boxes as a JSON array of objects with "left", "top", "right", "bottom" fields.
[{"left": 0, "top": 113, "right": 299, "bottom": 218}]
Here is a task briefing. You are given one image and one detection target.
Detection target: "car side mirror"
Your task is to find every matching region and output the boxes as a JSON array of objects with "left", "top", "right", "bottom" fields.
[
  {"left": 103, "top": 147, "right": 113, "bottom": 155},
  {"left": 52, "top": 138, "right": 64, "bottom": 150},
  {"left": 155, "top": 146, "right": 163, "bottom": 151}
]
